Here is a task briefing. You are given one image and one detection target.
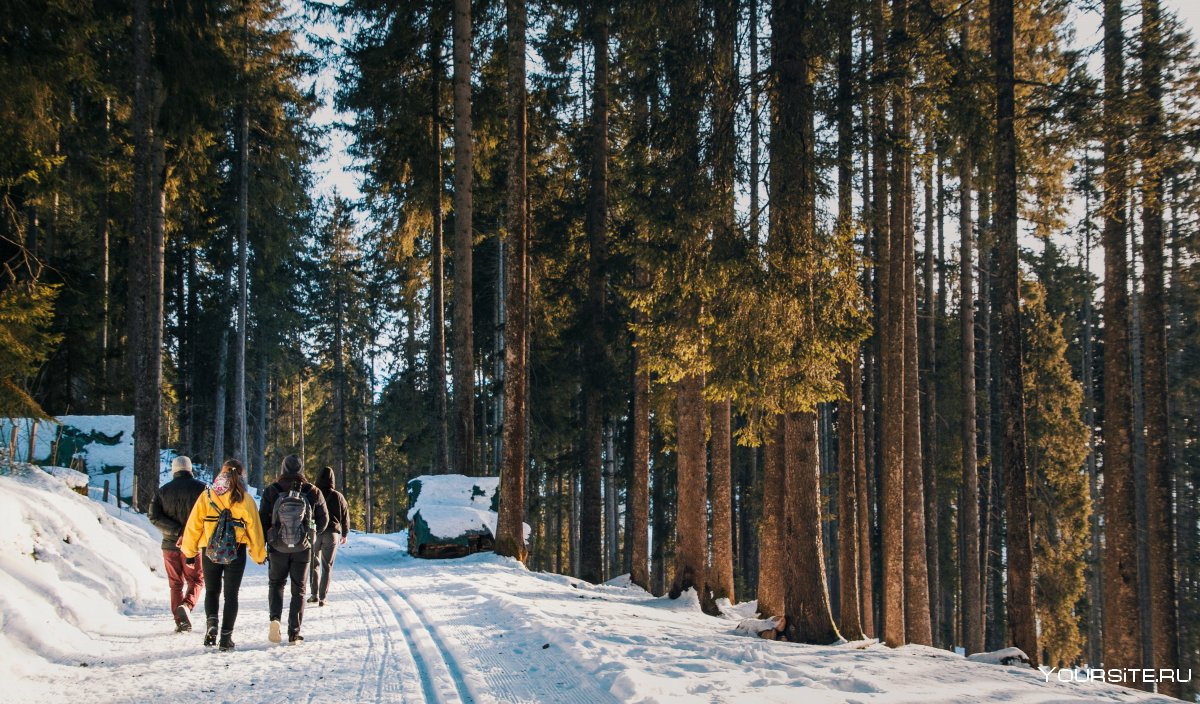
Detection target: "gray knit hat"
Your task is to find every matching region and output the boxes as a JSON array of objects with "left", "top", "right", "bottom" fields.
[{"left": 281, "top": 454, "right": 303, "bottom": 476}]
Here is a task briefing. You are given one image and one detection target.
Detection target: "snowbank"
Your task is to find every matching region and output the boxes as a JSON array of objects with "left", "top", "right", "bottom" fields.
[{"left": 0, "top": 463, "right": 163, "bottom": 700}]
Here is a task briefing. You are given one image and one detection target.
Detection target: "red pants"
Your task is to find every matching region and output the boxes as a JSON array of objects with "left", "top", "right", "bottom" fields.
[{"left": 163, "top": 549, "right": 204, "bottom": 620}]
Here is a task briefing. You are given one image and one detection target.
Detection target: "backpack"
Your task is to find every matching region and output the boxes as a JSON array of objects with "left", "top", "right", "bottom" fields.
[
  {"left": 205, "top": 489, "right": 244, "bottom": 565},
  {"left": 268, "top": 486, "right": 315, "bottom": 553}
]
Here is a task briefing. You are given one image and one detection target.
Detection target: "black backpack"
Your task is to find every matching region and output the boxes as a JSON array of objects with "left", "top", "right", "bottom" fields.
[
  {"left": 206, "top": 489, "right": 244, "bottom": 565},
  {"left": 268, "top": 486, "right": 315, "bottom": 553}
]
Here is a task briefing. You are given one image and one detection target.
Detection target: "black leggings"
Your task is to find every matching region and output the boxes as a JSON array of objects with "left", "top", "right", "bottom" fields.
[{"left": 203, "top": 544, "right": 247, "bottom": 634}]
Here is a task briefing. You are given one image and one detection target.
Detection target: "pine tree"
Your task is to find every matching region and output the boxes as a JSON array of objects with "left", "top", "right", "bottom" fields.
[
  {"left": 495, "top": 0, "right": 528, "bottom": 561},
  {"left": 1101, "top": 0, "right": 1143, "bottom": 678},
  {"left": 451, "top": 0, "right": 475, "bottom": 477},
  {"left": 1138, "top": 0, "right": 1180, "bottom": 692},
  {"left": 992, "top": 0, "right": 1038, "bottom": 666},
  {"left": 1023, "top": 281, "right": 1091, "bottom": 669}
]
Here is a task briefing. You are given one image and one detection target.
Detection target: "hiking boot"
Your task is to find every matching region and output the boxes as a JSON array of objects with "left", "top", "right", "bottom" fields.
[
  {"left": 319, "top": 600, "right": 325, "bottom": 607},
  {"left": 289, "top": 633, "right": 304, "bottom": 645},
  {"left": 203, "top": 618, "right": 218, "bottom": 647},
  {"left": 307, "top": 595, "right": 318, "bottom": 604},
  {"left": 268, "top": 619, "right": 282, "bottom": 643},
  {"left": 218, "top": 632, "right": 235, "bottom": 652},
  {"left": 175, "top": 605, "right": 191, "bottom": 632}
]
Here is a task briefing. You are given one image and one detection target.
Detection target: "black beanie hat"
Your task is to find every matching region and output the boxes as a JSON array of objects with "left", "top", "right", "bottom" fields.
[{"left": 282, "top": 454, "right": 303, "bottom": 476}]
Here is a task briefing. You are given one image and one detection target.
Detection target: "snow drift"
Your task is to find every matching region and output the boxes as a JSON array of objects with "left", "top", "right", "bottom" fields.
[{"left": 0, "top": 463, "right": 163, "bottom": 700}]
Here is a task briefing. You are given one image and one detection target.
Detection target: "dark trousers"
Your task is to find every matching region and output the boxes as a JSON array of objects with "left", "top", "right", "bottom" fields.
[
  {"left": 202, "top": 545, "right": 247, "bottom": 635},
  {"left": 163, "top": 549, "right": 203, "bottom": 620},
  {"left": 309, "top": 532, "right": 339, "bottom": 601},
  {"left": 268, "top": 549, "right": 309, "bottom": 637}
]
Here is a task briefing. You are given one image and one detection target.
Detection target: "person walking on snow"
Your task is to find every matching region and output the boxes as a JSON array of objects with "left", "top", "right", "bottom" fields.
[
  {"left": 261, "top": 454, "right": 328, "bottom": 645},
  {"left": 308, "top": 466, "right": 349, "bottom": 607},
  {"left": 149, "top": 455, "right": 207, "bottom": 632},
  {"left": 181, "top": 459, "right": 266, "bottom": 651}
]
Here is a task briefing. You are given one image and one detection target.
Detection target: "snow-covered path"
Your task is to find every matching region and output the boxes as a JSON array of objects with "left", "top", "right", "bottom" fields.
[
  {"left": 27, "top": 535, "right": 618, "bottom": 704},
  {"left": 3, "top": 468, "right": 1182, "bottom": 704}
]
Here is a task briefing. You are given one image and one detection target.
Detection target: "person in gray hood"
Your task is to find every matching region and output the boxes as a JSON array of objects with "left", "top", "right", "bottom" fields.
[{"left": 308, "top": 466, "right": 349, "bottom": 607}]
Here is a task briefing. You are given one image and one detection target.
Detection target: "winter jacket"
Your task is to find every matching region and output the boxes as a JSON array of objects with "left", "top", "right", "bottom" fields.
[
  {"left": 180, "top": 485, "right": 267, "bottom": 564},
  {"left": 319, "top": 486, "right": 349, "bottom": 537},
  {"left": 259, "top": 474, "right": 329, "bottom": 551},
  {"left": 149, "top": 471, "right": 207, "bottom": 551}
]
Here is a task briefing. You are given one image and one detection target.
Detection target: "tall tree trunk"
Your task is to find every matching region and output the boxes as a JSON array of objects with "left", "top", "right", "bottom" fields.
[
  {"left": 834, "top": 0, "right": 861, "bottom": 637},
  {"left": 579, "top": 0, "right": 609, "bottom": 584},
  {"left": 707, "top": 0, "right": 737, "bottom": 605},
  {"left": 252, "top": 353, "right": 267, "bottom": 488},
  {"left": 333, "top": 257, "right": 348, "bottom": 491},
  {"left": 1139, "top": 0, "right": 1179, "bottom": 693},
  {"left": 854, "top": 352, "right": 874, "bottom": 638},
  {"left": 959, "top": 146, "right": 983, "bottom": 655},
  {"left": 211, "top": 270, "right": 232, "bottom": 471},
  {"left": 839, "top": 361, "right": 863, "bottom": 639},
  {"left": 451, "top": 0, "right": 475, "bottom": 476},
  {"left": 604, "top": 423, "right": 617, "bottom": 576},
  {"left": 783, "top": 412, "right": 840, "bottom": 643},
  {"left": 992, "top": 0, "right": 1037, "bottom": 665},
  {"left": 710, "top": 400, "right": 734, "bottom": 602},
  {"left": 495, "top": 0, "right": 528, "bottom": 561},
  {"left": 758, "top": 421, "right": 784, "bottom": 619},
  {"left": 429, "top": 14, "right": 450, "bottom": 474},
  {"left": 1101, "top": 0, "right": 1143, "bottom": 678},
  {"left": 630, "top": 286, "right": 650, "bottom": 589},
  {"left": 890, "top": 0, "right": 932, "bottom": 647},
  {"left": 670, "top": 372, "right": 714, "bottom": 613},
  {"left": 1081, "top": 151, "right": 1104, "bottom": 671},
  {"left": 234, "top": 93, "right": 249, "bottom": 463},
  {"left": 129, "top": 0, "right": 163, "bottom": 511},
  {"left": 771, "top": 0, "right": 839, "bottom": 644},
  {"left": 922, "top": 145, "right": 940, "bottom": 646},
  {"left": 859, "top": 26, "right": 878, "bottom": 639},
  {"left": 651, "top": 433, "right": 668, "bottom": 596},
  {"left": 872, "top": 0, "right": 905, "bottom": 649}
]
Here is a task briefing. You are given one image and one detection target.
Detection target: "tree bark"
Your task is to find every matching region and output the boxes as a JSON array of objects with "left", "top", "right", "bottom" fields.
[
  {"left": 707, "top": 0, "right": 737, "bottom": 606},
  {"left": 758, "top": 419, "right": 785, "bottom": 619},
  {"left": 838, "top": 362, "right": 863, "bottom": 639},
  {"left": 1100, "top": 0, "right": 1143, "bottom": 678},
  {"left": 129, "top": 0, "right": 163, "bottom": 511},
  {"left": 834, "top": 3, "right": 861, "bottom": 637},
  {"left": 429, "top": 13, "right": 450, "bottom": 474},
  {"left": 1139, "top": 0, "right": 1179, "bottom": 693},
  {"left": 451, "top": 0, "right": 475, "bottom": 477},
  {"left": 669, "top": 372, "right": 714, "bottom": 613},
  {"left": 871, "top": 0, "right": 904, "bottom": 648},
  {"left": 992, "top": 0, "right": 1038, "bottom": 665},
  {"left": 579, "top": 0, "right": 609, "bottom": 584},
  {"left": 495, "top": 0, "right": 528, "bottom": 562},
  {"left": 233, "top": 91, "right": 249, "bottom": 463},
  {"left": 630, "top": 293, "right": 650, "bottom": 589},
  {"left": 959, "top": 147, "right": 983, "bottom": 655},
  {"left": 710, "top": 400, "right": 734, "bottom": 602},
  {"left": 921, "top": 145, "right": 940, "bottom": 646}
]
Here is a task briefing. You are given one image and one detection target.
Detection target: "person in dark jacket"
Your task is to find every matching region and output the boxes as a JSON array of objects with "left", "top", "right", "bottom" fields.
[
  {"left": 260, "top": 454, "right": 328, "bottom": 644},
  {"left": 148, "top": 455, "right": 207, "bottom": 632},
  {"left": 308, "top": 466, "right": 349, "bottom": 606}
]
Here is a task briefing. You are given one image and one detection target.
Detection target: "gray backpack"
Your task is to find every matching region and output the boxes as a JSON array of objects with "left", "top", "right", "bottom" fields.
[{"left": 268, "top": 488, "right": 315, "bottom": 552}]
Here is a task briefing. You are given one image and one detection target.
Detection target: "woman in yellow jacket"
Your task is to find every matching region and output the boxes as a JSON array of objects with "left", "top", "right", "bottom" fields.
[{"left": 181, "top": 458, "right": 266, "bottom": 651}]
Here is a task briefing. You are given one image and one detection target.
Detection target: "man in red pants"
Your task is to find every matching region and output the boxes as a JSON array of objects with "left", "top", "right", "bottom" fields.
[{"left": 149, "top": 456, "right": 207, "bottom": 631}]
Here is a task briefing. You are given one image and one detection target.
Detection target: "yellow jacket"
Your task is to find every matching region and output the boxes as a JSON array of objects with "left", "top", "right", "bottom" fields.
[{"left": 180, "top": 487, "right": 267, "bottom": 564}]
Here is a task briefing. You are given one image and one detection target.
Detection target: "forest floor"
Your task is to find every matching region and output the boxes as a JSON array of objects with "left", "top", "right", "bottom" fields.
[{"left": 0, "top": 465, "right": 1179, "bottom": 704}]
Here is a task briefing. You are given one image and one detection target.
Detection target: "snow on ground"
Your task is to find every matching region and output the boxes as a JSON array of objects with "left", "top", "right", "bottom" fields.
[{"left": 1, "top": 464, "right": 1179, "bottom": 704}]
